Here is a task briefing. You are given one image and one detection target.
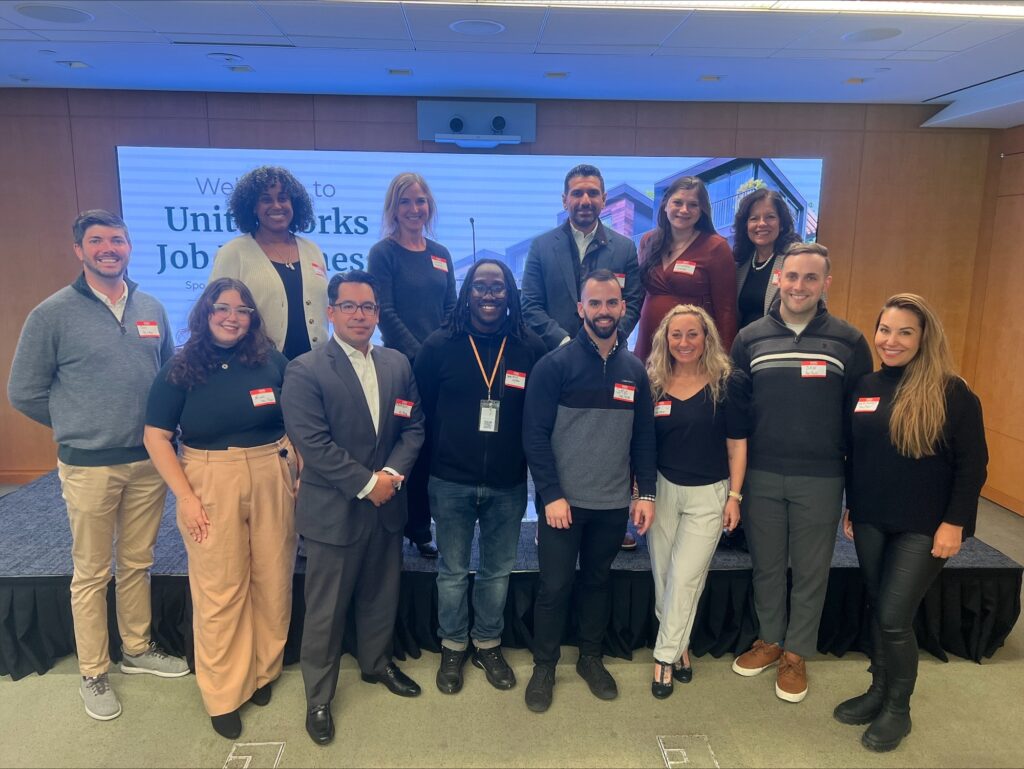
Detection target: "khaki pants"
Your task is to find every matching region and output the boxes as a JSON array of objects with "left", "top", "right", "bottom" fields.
[
  {"left": 58, "top": 459, "right": 167, "bottom": 677},
  {"left": 649, "top": 472, "right": 727, "bottom": 665},
  {"left": 181, "top": 439, "right": 297, "bottom": 716}
]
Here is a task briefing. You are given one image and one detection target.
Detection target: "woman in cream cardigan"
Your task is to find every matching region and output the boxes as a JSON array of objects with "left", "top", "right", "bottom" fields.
[{"left": 210, "top": 165, "right": 328, "bottom": 359}]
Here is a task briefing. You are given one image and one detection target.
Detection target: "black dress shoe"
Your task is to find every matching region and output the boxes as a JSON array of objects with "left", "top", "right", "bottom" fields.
[
  {"left": 306, "top": 704, "right": 334, "bottom": 746},
  {"left": 415, "top": 541, "right": 439, "bottom": 558},
  {"left": 250, "top": 682, "right": 272, "bottom": 706},
  {"left": 576, "top": 654, "right": 618, "bottom": 700},
  {"left": 673, "top": 663, "right": 693, "bottom": 684},
  {"left": 525, "top": 664, "right": 555, "bottom": 713},
  {"left": 362, "top": 662, "right": 422, "bottom": 697},
  {"left": 652, "top": 660, "right": 674, "bottom": 700},
  {"left": 472, "top": 646, "right": 516, "bottom": 690},
  {"left": 436, "top": 647, "right": 468, "bottom": 694},
  {"left": 211, "top": 710, "right": 241, "bottom": 739}
]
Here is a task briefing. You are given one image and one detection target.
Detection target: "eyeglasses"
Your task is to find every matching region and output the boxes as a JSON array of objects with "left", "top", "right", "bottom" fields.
[
  {"left": 332, "top": 301, "right": 379, "bottom": 315},
  {"left": 211, "top": 303, "right": 255, "bottom": 318},
  {"left": 469, "top": 282, "right": 508, "bottom": 297}
]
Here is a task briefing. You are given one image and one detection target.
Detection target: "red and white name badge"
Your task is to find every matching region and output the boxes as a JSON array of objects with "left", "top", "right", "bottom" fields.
[
  {"left": 771, "top": 270, "right": 781, "bottom": 287},
  {"left": 504, "top": 370, "right": 527, "bottom": 389},
  {"left": 673, "top": 260, "right": 697, "bottom": 276},
  {"left": 855, "top": 397, "right": 880, "bottom": 413},
  {"left": 614, "top": 273, "right": 626, "bottom": 288},
  {"left": 654, "top": 400, "right": 672, "bottom": 417},
  {"left": 393, "top": 399, "right": 414, "bottom": 418},
  {"left": 136, "top": 321, "right": 160, "bottom": 338},
  {"left": 613, "top": 382, "right": 636, "bottom": 403},
  {"left": 430, "top": 255, "right": 449, "bottom": 272},
  {"left": 310, "top": 261, "right": 326, "bottom": 279},
  {"left": 801, "top": 361, "right": 827, "bottom": 378},
  {"left": 250, "top": 388, "right": 277, "bottom": 407}
]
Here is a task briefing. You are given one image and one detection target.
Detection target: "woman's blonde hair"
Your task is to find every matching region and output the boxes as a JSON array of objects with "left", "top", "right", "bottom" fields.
[
  {"left": 878, "top": 293, "right": 956, "bottom": 459},
  {"left": 381, "top": 172, "right": 436, "bottom": 239},
  {"left": 646, "top": 304, "right": 732, "bottom": 402}
]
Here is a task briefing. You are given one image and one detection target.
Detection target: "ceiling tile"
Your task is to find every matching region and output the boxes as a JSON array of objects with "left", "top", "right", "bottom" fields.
[
  {"left": 908, "top": 20, "right": 1023, "bottom": 52},
  {"left": 258, "top": 0, "right": 408, "bottom": 39},
  {"left": 536, "top": 43, "right": 657, "bottom": 56},
  {"left": 113, "top": 0, "right": 281, "bottom": 35},
  {"left": 784, "top": 14, "right": 963, "bottom": 50},
  {"left": 656, "top": 47, "right": 778, "bottom": 59},
  {"left": 662, "top": 11, "right": 833, "bottom": 49},
  {"left": 774, "top": 48, "right": 894, "bottom": 60},
  {"left": 0, "top": 1, "right": 153, "bottom": 31},
  {"left": 403, "top": 3, "right": 545, "bottom": 44},
  {"left": 287, "top": 35, "right": 414, "bottom": 51},
  {"left": 541, "top": 9, "right": 687, "bottom": 46}
]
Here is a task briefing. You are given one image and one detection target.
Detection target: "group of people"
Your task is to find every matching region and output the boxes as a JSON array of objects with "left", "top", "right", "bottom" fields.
[{"left": 7, "top": 161, "right": 987, "bottom": 756}]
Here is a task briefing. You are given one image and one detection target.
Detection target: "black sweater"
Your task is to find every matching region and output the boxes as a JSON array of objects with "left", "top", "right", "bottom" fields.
[
  {"left": 414, "top": 324, "right": 547, "bottom": 488},
  {"left": 846, "top": 366, "right": 988, "bottom": 540}
]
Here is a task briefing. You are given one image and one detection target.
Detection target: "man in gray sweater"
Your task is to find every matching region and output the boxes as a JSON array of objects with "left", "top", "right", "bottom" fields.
[{"left": 8, "top": 210, "right": 188, "bottom": 721}]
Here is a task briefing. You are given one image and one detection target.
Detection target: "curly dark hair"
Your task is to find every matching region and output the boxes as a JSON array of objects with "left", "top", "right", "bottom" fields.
[
  {"left": 228, "top": 166, "right": 315, "bottom": 235},
  {"left": 446, "top": 259, "right": 527, "bottom": 340},
  {"left": 640, "top": 176, "right": 716, "bottom": 287},
  {"left": 731, "top": 187, "right": 799, "bottom": 266},
  {"left": 167, "top": 278, "right": 274, "bottom": 388}
]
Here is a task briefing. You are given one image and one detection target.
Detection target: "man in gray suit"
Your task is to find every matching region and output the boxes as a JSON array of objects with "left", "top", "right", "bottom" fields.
[
  {"left": 520, "top": 163, "right": 644, "bottom": 550},
  {"left": 282, "top": 270, "right": 425, "bottom": 746}
]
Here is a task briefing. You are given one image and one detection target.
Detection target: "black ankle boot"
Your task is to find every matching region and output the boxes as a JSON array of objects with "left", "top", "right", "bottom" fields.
[
  {"left": 862, "top": 684, "right": 912, "bottom": 752},
  {"left": 834, "top": 664, "right": 886, "bottom": 725}
]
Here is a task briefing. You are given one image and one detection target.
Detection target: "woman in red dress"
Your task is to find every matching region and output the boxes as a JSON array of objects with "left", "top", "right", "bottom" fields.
[{"left": 634, "top": 176, "right": 737, "bottom": 361}]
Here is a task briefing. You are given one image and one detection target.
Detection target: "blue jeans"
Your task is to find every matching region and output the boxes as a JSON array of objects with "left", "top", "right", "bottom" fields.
[{"left": 428, "top": 476, "right": 527, "bottom": 647}]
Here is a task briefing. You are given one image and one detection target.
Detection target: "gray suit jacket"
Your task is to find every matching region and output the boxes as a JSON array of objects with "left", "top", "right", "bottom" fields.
[
  {"left": 282, "top": 338, "right": 425, "bottom": 547},
  {"left": 520, "top": 221, "right": 643, "bottom": 351}
]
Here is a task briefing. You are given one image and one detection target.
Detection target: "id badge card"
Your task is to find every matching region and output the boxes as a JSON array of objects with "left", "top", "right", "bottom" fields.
[{"left": 479, "top": 399, "right": 500, "bottom": 433}]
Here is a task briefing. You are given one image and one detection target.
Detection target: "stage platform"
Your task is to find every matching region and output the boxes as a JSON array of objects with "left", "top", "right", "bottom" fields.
[{"left": 1, "top": 471, "right": 1020, "bottom": 681}]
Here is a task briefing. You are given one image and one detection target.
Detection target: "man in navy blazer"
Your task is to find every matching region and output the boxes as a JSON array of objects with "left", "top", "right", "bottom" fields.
[
  {"left": 282, "top": 270, "right": 425, "bottom": 746},
  {"left": 521, "top": 163, "right": 643, "bottom": 352}
]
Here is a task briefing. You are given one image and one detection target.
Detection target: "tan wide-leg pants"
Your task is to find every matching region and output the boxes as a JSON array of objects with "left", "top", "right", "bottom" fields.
[
  {"left": 649, "top": 472, "right": 727, "bottom": 665},
  {"left": 58, "top": 459, "right": 167, "bottom": 677},
  {"left": 180, "top": 438, "right": 297, "bottom": 716}
]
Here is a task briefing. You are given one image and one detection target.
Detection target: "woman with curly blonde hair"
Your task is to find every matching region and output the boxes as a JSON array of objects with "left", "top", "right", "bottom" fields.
[
  {"left": 645, "top": 304, "right": 749, "bottom": 699},
  {"left": 838, "top": 293, "right": 987, "bottom": 752}
]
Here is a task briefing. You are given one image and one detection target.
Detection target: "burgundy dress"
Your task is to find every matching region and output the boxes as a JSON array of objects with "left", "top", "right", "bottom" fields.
[{"left": 634, "top": 230, "right": 738, "bottom": 361}]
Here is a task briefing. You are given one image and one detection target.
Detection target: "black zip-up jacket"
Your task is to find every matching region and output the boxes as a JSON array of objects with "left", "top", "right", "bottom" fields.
[
  {"left": 523, "top": 327, "right": 657, "bottom": 509},
  {"left": 730, "top": 299, "right": 872, "bottom": 477},
  {"left": 414, "top": 324, "right": 547, "bottom": 488}
]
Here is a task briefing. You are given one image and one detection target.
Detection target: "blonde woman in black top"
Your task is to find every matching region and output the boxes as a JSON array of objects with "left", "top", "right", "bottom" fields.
[{"left": 838, "top": 293, "right": 987, "bottom": 752}]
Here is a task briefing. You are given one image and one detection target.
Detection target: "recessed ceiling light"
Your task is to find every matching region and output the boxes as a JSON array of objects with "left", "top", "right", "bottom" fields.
[
  {"left": 10, "top": 74, "right": 32, "bottom": 83},
  {"left": 207, "top": 52, "right": 244, "bottom": 63},
  {"left": 842, "top": 28, "right": 902, "bottom": 43},
  {"left": 387, "top": 68, "right": 413, "bottom": 76},
  {"left": 37, "top": 49, "right": 57, "bottom": 55},
  {"left": 699, "top": 74, "right": 723, "bottom": 82},
  {"left": 227, "top": 65, "right": 253, "bottom": 73},
  {"left": 16, "top": 4, "right": 93, "bottom": 23},
  {"left": 449, "top": 19, "right": 506, "bottom": 36},
  {"left": 544, "top": 71, "right": 570, "bottom": 79},
  {"left": 844, "top": 77, "right": 869, "bottom": 85},
  {"left": 56, "top": 60, "right": 89, "bottom": 69}
]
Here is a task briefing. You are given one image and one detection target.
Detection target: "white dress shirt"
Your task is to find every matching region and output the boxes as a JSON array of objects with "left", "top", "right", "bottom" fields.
[{"left": 89, "top": 280, "right": 128, "bottom": 322}]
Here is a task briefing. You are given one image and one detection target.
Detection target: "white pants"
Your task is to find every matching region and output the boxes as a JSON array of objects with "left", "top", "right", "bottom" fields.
[{"left": 649, "top": 472, "right": 727, "bottom": 664}]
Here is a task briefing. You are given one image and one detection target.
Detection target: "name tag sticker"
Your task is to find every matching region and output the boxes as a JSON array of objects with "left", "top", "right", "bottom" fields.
[
  {"left": 136, "top": 321, "right": 160, "bottom": 338},
  {"left": 654, "top": 400, "right": 672, "bottom": 417},
  {"left": 310, "top": 261, "right": 326, "bottom": 279},
  {"left": 771, "top": 269, "right": 781, "bottom": 287},
  {"left": 393, "top": 399, "right": 414, "bottom": 418},
  {"left": 613, "top": 383, "right": 636, "bottom": 403},
  {"left": 250, "top": 388, "right": 277, "bottom": 407},
  {"left": 504, "top": 370, "right": 527, "bottom": 389},
  {"left": 801, "top": 361, "right": 827, "bottom": 378},
  {"left": 614, "top": 273, "right": 626, "bottom": 288},
  {"left": 430, "top": 255, "right": 449, "bottom": 272},
  {"left": 673, "top": 260, "right": 697, "bottom": 275},
  {"left": 855, "top": 397, "right": 880, "bottom": 413}
]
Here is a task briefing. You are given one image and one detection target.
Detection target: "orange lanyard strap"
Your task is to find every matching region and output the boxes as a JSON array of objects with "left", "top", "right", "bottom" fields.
[{"left": 469, "top": 335, "right": 507, "bottom": 399}]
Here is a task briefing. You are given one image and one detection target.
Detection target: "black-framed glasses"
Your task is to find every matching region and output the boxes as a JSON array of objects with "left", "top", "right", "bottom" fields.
[
  {"left": 211, "top": 303, "right": 256, "bottom": 318},
  {"left": 332, "top": 301, "right": 379, "bottom": 315},
  {"left": 469, "top": 282, "right": 508, "bottom": 297}
]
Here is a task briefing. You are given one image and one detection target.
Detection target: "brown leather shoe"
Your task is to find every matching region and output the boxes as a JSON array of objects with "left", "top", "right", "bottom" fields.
[
  {"left": 776, "top": 651, "right": 807, "bottom": 703},
  {"left": 620, "top": 533, "right": 637, "bottom": 551},
  {"left": 732, "top": 640, "right": 783, "bottom": 676}
]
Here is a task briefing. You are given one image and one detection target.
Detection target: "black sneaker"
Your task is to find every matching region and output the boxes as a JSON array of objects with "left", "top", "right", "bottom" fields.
[
  {"left": 436, "top": 647, "right": 468, "bottom": 694},
  {"left": 472, "top": 646, "right": 516, "bottom": 690},
  {"left": 525, "top": 665, "right": 555, "bottom": 713},
  {"left": 576, "top": 654, "right": 618, "bottom": 700}
]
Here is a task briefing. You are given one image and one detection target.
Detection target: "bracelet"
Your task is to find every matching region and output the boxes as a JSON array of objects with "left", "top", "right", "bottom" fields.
[
  {"left": 728, "top": 490, "right": 743, "bottom": 502},
  {"left": 637, "top": 494, "right": 656, "bottom": 502}
]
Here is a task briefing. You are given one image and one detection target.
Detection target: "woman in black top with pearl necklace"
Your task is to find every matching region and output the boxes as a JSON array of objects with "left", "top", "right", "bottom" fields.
[{"left": 837, "top": 293, "right": 987, "bottom": 753}]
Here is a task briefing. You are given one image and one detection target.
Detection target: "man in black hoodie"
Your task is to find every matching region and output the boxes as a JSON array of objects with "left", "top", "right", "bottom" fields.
[
  {"left": 729, "top": 242, "right": 872, "bottom": 704},
  {"left": 414, "top": 259, "right": 547, "bottom": 696}
]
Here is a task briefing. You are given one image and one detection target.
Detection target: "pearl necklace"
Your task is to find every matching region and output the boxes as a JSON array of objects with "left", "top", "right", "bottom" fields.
[{"left": 751, "top": 252, "right": 775, "bottom": 271}]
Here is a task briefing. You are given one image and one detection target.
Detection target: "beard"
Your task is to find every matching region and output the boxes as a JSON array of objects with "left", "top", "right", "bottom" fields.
[{"left": 584, "top": 314, "right": 619, "bottom": 340}]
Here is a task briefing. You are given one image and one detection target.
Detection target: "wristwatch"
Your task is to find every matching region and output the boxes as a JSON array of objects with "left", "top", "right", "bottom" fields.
[{"left": 728, "top": 490, "right": 743, "bottom": 502}]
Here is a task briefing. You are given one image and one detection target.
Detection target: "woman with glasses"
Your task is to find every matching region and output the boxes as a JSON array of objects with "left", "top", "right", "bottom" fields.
[
  {"left": 368, "top": 172, "right": 456, "bottom": 558},
  {"left": 144, "top": 278, "right": 298, "bottom": 740},
  {"left": 635, "top": 177, "right": 737, "bottom": 361},
  {"left": 732, "top": 188, "right": 802, "bottom": 330},
  {"left": 209, "top": 165, "right": 329, "bottom": 359}
]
